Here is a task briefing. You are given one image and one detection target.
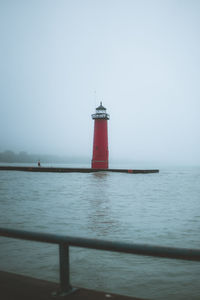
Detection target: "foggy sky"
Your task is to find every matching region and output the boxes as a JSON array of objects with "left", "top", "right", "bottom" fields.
[{"left": 0, "top": 0, "right": 200, "bottom": 165}]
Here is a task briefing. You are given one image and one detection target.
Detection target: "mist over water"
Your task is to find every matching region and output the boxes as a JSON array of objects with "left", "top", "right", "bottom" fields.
[
  {"left": 0, "top": 164, "right": 200, "bottom": 300},
  {"left": 0, "top": 0, "right": 200, "bottom": 166}
]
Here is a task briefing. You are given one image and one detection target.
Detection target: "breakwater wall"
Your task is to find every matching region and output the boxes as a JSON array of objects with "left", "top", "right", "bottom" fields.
[{"left": 0, "top": 166, "right": 159, "bottom": 174}]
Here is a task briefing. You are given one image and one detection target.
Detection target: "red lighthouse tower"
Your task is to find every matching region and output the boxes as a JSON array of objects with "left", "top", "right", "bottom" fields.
[{"left": 91, "top": 102, "right": 110, "bottom": 169}]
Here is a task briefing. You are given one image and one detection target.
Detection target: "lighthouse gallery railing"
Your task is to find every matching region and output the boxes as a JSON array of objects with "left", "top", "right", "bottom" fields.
[{"left": 0, "top": 227, "right": 200, "bottom": 296}]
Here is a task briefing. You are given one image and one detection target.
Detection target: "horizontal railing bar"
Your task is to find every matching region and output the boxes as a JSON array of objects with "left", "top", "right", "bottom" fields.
[{"left": 0, "top": 227, "right": 200, "bottom": 262}]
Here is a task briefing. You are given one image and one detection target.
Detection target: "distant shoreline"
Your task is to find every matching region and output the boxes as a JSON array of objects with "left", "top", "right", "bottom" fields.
[{"left": 0, "top": 150, "right": 89, "bottom": 164}]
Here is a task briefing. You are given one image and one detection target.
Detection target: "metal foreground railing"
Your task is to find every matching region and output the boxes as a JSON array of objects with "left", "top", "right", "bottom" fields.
[{"left": 0, "top": 228, "right": 200, "bottom": 296}]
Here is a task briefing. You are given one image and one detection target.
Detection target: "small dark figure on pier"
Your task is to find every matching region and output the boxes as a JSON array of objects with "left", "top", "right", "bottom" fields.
[{"left": 37, "top": 160, "right": 41, "bottom": 167}]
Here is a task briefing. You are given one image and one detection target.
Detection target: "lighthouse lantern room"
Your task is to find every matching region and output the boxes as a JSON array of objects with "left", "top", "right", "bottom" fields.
[{"left": 91, "top": 102, "right": 109, "bottom": 169}]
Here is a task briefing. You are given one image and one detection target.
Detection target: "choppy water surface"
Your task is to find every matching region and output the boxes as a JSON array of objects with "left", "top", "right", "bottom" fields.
[{"left": 0, "top": 164, "right": 200, "bottom": 299}]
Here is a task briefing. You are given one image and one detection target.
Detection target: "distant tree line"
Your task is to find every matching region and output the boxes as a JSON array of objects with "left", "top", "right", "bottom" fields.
[
  {"left": 0, "top": 150, "right": 89, "bottom": 164},
  {"left": 0, "top": 151, "right": 31, "bottom": 163}
]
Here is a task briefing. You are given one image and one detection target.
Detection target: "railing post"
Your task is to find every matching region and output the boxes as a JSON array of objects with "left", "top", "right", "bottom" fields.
[
  {"left": 53, "top": 243, "right": 76, "bottom": 297},
  {"left": 59, "top": 242, "right": 71, "bottom": 294}
]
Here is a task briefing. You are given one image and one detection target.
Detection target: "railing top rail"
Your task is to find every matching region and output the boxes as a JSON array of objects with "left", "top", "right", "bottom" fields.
[{"left": 0, "top": 227, "right": 200, "bottom": 262}]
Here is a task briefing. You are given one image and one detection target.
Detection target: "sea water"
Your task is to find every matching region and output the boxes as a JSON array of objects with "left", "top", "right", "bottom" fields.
[{"left": 0, "top": 163, "right": 200, "bottom": 299}]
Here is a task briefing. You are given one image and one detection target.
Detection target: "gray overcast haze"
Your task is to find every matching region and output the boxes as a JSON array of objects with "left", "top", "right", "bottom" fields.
[{"left": 0, "top": 0, "right": 200, "bottom": 165}]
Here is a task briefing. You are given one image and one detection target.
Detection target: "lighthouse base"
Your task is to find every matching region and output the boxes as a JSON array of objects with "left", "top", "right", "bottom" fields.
[{"left": 91, "top": 160, "right": 108, "bottom": 169}]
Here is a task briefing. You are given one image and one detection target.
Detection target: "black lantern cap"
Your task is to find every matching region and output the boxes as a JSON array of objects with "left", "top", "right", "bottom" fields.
[{"left": 91, "top": 101, "right": 110, "bottom": 120}]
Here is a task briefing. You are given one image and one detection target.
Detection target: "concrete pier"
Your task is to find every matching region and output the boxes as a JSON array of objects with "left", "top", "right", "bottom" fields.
[
  {"left": 0, "top": 271, "right": 147, "bottom": 300},
  {"left": 0, "top": 166, "right": 159, "bottom": 174}
]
